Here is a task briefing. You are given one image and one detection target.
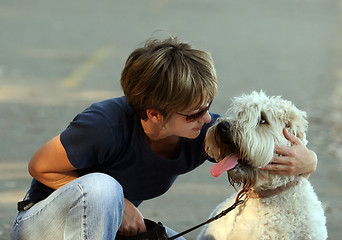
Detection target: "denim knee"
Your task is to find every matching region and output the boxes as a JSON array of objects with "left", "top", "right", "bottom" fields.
[
  {"left": 78, "top": 173, "right": 124, "bottom": 207},
  {"left": 10, "top": 173, "right": 125, "bottom": 240}
]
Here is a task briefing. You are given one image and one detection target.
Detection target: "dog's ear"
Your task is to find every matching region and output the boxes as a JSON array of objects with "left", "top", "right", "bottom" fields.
[{"left": 284, "top": 103, "right": 308, "bottom": 145}]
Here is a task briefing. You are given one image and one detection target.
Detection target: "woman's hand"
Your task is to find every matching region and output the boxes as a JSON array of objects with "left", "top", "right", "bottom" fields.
[
  {"left": 118, "top": 199, "right": 147, "bottom": 236},
  {"left": 260, "top": 128, "right": 317, "bottom": 178}
]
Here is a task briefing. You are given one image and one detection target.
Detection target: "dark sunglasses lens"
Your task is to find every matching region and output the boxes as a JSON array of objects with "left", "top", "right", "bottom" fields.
[
  {"left": 186, "top": 109, "right": 206, "bottom": 121},
  {"left": 184, "top": 102, "right": 212, "bottom": 121}
]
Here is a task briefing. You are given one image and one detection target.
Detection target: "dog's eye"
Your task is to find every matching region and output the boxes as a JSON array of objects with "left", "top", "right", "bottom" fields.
[
  {"left": 260, "top": 118, "right": 266, "bottom": 124},
  {"left": 259, "top": 112, "right": 268, "bottom": 125}
]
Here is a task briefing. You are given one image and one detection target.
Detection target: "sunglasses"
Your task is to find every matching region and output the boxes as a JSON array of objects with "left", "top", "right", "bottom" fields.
[{"left": 177, "top": 101, "right": 212, "bottom": 122}]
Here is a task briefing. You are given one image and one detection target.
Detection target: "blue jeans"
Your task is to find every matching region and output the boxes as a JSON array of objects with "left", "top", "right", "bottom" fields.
[{"left": 10, "top": 173, "right": 185, "bottom": 240}]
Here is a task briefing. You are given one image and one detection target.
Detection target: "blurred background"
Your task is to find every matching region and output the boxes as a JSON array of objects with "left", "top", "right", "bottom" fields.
[{"left": 1, "top": 0, "right": 341, "bottom": 239}]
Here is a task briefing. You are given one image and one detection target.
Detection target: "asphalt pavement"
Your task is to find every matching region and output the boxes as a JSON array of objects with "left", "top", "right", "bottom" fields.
[{"left": 1, "top": 0, "right": 342, "bottom": 239}]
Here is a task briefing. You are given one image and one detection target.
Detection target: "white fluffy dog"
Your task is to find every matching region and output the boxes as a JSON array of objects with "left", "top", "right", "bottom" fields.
[{"left": 198, "top": 91, "right": 327, "bottom": 240}]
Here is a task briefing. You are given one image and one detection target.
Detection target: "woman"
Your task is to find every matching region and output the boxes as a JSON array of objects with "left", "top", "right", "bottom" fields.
[{"left": 11, "top": 36, "right": 317, "bottom": 240}]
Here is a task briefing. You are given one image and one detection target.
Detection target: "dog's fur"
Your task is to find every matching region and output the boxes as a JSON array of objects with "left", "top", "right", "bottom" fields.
[{"left": 197, "top": 91, "right": 327, "bottom": 240}]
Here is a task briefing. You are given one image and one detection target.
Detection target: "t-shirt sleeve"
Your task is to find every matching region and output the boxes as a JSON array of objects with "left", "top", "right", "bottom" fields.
[{"left": 60, "top": 109, "right": 122, "bottom": 169}]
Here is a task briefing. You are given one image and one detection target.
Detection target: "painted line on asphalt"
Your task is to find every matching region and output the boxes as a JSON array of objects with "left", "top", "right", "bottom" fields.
[
  {"left": 60, "top": 45, "right": 114, "bottom": 88},
  {"left": 0, "top": 191, "right": 27, "bottom": 204},
  {"left": 150, "top": 0, "right": 169, "bottom": 11}
]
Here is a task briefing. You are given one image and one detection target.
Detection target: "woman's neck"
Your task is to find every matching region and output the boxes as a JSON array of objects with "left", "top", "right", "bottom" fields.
[{"left": 141, "top": 119, "right": 180, "bottom": 159}]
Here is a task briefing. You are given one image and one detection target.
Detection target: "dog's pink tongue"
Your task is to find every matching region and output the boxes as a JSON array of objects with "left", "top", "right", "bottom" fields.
[{"left": 210, "top": 154, "right": 239, "bottom": 178}]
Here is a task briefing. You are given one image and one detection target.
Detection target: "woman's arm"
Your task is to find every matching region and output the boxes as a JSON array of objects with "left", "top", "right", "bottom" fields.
[
  {"left": 260, "top": 128, "right": 317, "bottom": 178},
  {"left": 28, "top": 135, "right": 79, "bottom": 189},
  {"left": 118, "top": 199, "right": 147, "bottom": 236},
  {"left": 29, "top": 135, "right": 147, "bottom": 236}
]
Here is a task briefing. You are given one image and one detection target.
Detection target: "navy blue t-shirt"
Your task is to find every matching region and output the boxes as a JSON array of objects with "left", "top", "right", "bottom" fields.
[{"left": 28, "top": 97, "right": 220, "bottom": 206}]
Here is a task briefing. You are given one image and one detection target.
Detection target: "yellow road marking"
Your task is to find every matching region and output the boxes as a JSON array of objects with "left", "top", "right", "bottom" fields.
[
  {"left": 150, "top": 0, "right": 169, "bottom": 11},
  {"left": 60, "top": 45, "right": 114, "bottom": 88},
  {"left": 0, "top": 191, "right": 27, "bottom": 204}
]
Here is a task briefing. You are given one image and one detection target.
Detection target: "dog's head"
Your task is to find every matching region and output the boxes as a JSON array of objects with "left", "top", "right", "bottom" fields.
[{"left": 205, "top": 90, "right": 308, "bottom": 189}]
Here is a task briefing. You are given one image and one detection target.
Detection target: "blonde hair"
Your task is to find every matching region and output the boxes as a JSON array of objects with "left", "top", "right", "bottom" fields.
[{"left": 120, "top": 36, "right": 217, "bottom": 122}]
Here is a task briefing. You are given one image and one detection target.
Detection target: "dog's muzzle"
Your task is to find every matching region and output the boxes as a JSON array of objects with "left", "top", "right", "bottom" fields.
[{"left": 216, "top": 121, "right": 233, "bottom": 144}]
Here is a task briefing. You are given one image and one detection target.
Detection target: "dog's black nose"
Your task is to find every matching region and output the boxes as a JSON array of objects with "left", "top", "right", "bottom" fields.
[{"left": 217, "top": 121, "right": 232, "bottom": 144}]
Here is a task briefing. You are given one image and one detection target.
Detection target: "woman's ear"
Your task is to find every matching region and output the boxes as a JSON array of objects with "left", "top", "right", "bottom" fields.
[{"left": 146, "top": 109, "right": 164, "bottom": 123}]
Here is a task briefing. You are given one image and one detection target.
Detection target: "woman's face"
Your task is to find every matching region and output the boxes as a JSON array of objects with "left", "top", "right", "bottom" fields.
[{"left": 164, "top": 101, "right": 212, "bottom": 139}]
